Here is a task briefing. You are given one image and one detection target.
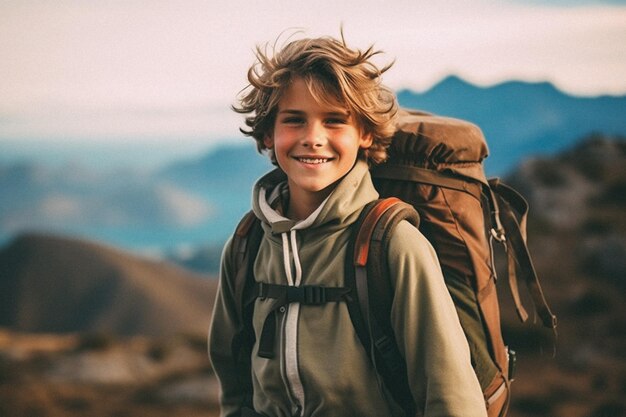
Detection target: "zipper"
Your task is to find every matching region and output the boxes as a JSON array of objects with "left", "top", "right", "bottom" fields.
[
  {"left": 280, "top": 230, "right": 306, "bottom": 414},
  {"left": 284, "top": 303, "right": 305, "bottom": 414}
]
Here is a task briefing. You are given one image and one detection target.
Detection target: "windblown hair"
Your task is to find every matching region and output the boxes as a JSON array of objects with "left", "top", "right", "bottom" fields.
[{"left": 233, "top": 33, "right": 398, "bottom": 165}]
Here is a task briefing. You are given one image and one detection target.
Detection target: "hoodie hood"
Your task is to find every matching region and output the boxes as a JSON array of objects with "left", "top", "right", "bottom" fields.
[{"left": 251, "top": 159, "right": 379, "bottom": 235}]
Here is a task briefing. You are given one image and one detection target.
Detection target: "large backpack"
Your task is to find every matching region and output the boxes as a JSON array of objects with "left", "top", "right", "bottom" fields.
[{"left": 227, "top": 109, "right": 557, "bottom": 417}]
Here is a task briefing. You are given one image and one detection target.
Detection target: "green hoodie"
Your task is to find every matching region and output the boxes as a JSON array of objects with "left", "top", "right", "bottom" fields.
[{"left": 209, "top": 160, "right": 487, "bottom": 417}]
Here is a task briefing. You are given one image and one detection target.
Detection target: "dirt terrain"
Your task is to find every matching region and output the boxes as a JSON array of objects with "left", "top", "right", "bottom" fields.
[{"left": 0, "top": 330, "right": 220, "bottom": 417}]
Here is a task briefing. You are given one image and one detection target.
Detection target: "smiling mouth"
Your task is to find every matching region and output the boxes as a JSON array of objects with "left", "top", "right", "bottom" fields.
[{"left": 296, "top": 157, "right": 332, "bottom": 164}]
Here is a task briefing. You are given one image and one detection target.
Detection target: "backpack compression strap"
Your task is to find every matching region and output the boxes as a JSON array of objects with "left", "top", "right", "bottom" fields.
[
  {"left": 351, "top": 197, "right": 420, "bottom": 416},
  {"left": 372, "top": 164, "right": 483, "bottom": 201},
  {"left": 489, "top": 179, "right": 558, "bottom": 334}
]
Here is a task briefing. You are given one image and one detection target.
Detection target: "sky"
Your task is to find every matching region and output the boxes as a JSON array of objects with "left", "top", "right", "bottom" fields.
[{"left": 1, "top": 0, "right": 625, "bottom": 150}]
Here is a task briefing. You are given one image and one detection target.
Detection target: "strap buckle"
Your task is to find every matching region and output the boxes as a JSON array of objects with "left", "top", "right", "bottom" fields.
[
  {"left": 257, "top": 282, "right": 268, "bottom": 300},
  {"left": 287, "top": 285, "right": 326, "bottom": 305}
]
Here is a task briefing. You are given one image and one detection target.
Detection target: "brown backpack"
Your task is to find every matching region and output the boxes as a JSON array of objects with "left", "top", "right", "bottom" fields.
[
  {"left": 228, "top": 109, "right": 557, "bottom": 417},
  {"left": 371, "top": 109, "right": 557, "bottom": 416}
]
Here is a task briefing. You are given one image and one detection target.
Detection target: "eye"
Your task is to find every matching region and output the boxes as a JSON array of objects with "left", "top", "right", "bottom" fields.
[
  {"left": 326, "top": 117, "right": 348, "bottom": 125},
  {"left": 282, "top": 116, "right": 305, "bottom": 125}
]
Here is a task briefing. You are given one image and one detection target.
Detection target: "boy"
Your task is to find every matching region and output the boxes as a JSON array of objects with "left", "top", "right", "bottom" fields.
[{"left": 209, "top": 34, "right": 487, "bottom": 417}]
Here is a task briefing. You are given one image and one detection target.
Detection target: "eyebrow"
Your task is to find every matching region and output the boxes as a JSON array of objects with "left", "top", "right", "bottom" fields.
[{"left": 278, "top": 109, "right": 351, "bottom": 117}]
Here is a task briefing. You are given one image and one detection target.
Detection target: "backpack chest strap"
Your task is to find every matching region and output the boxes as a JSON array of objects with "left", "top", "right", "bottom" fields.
[
  {"left": 256, "top": 282, "right": 351, "bottom": 305},
  {"left": 255, "top": 282, "right": 351, "bottom": 359}
]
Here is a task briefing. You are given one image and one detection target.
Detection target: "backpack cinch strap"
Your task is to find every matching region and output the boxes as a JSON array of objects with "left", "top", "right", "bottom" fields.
[
  {"left": 372, "top": 164, "right": 483, "bottom": 201},
  {"left": 255, "top": 282, "right": 351, "bottom": 359},
  {"left": 489, "top": 179, "right": 558, "bottom": 334}
]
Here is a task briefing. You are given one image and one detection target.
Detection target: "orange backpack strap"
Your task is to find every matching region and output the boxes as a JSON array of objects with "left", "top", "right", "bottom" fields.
[{"left": 348, "top": 198, "right": 420, "bottom": 417}]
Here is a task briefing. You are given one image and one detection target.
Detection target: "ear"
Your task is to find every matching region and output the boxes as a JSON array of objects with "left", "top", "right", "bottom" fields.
[
  {"left": 263, "top": 135, "right": 274, "bottom": 149},
  {"left": 359, "top": 133, "right": 373, "bottom": 149}
]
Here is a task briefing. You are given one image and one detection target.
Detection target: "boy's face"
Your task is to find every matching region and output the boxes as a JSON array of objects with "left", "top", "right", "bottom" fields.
[{"left": 264, "top": 77, "right": 372, "bottom": 205}]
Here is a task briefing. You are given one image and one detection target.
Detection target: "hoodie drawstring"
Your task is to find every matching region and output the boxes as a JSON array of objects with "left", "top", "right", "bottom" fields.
[
  {"left": 290, "top": 230, "right": 303, "bottom": 286},
  {"left": 281, "top": 233, "right": 294, "bottom": 286},
  {"left": 280, "top": 230, "right": 303, "bottom": 286}
]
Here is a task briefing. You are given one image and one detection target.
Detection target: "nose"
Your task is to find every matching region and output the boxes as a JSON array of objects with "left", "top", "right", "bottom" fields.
[{"left": 302, "top": 121, "right": 325, "bottom": 148}]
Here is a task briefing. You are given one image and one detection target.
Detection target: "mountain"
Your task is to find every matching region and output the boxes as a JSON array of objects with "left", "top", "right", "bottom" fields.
[
  {"left": 397, "top": 76, "right": 626, "bottom": 174},
  {"left": 158, "top": 143, "right": 273, "bottom": 193},
  {"left": 0, "top": 161, "right": 214, "bottom": 248},
  {"left": 156, "top": 143, "right": 274, "bottom": 248},
  {"left": 0, "top": 233, "right": 217, "bottom": 336}
]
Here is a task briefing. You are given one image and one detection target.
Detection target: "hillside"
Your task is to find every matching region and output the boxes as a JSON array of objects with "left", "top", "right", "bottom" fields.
[
  {"left": 498, "top": 135, "right": 626, "bottom": 417},
  {"left": 0, "top": 233, "right": 217, "bottom": 337}
]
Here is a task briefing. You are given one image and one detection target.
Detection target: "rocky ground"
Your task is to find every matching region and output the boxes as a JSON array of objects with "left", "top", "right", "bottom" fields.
[
  {"left": 0, "top": 330, "right": 219, "bottom": 417},
  {"left": 499, "top": 231, "right": 626, "bottom": 417},
  {"left": 500, "top": 136, "right": 626, "bottom": 417}
]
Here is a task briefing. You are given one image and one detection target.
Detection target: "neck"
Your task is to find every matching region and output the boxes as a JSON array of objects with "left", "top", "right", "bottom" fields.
[{"left": 286, "top": 185, "right": 334, "bottom": 221}]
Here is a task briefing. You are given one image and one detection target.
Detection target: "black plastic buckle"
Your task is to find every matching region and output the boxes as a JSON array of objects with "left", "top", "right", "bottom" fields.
[
  {"left": 508, "top": 348, "right": 517, "bottom": 381},
  {"left": 257, "top": 282, "right": 268, "bottom": 300},
  {"left": 304, "top": 286, "right": 326, "bottom": 304},
  {"left": 375, "top": 335, "right": 403, "bottom": 375},
  {"left": 288, "top": 285, "right": 326, "bottom": 305}
]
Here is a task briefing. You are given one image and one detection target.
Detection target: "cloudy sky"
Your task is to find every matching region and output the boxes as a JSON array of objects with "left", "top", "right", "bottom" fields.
[{"left": 1, "top": 0, "right": 625, "bottom": 146}]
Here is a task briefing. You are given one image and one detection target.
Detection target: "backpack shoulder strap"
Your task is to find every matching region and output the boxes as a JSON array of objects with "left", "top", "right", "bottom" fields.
[
  {"left": 229, "top": 210, "right": 264, "bottom": 408},
  {"left": 346, "top": 197, "right": 420, "bottom": 416},
  {"left": 231, "top": 210, "right": 264, "bottom": 321}
]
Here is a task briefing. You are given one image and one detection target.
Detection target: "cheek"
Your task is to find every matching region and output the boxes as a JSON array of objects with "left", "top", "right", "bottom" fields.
[
  {"left": 272, "top": 136, "right": 289, "bottom": 155},
  {"left": 271, "top": 138, "right": 292, "bottom": 167},
  {"left": 337, "top": 136, "right": 363, "bottom": 158},
  {"left": 272, "top": 128, "right": 298, "bottom": 151}
]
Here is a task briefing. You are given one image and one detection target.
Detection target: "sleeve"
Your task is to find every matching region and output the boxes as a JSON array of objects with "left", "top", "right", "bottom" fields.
[
  {"left": 387, "top": 221, "right": 488, "bottom": 417},
  {"left": 208, "top": 236, "right": 248, "bottom": 417}
]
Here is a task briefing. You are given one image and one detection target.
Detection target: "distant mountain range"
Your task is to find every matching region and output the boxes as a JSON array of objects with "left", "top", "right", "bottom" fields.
[
  {"left": 1, "top": 76, "right": 624, "bottom": 255},
  {"left": 397, "top": 76, "right": 626, "bottom": 173},
  {"left": 0, "top": 233, "right": 217, "bottom": 336}
]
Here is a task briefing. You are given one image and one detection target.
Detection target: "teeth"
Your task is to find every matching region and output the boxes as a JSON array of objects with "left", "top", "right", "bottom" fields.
[{"left": 298, "top": 157, "right": 329, "bottom": 164}]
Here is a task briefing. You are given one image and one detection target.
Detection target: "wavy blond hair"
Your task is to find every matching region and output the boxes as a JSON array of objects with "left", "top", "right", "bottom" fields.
[{"left": 233, "top": 32, "right": 398, "bottom": 165}]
